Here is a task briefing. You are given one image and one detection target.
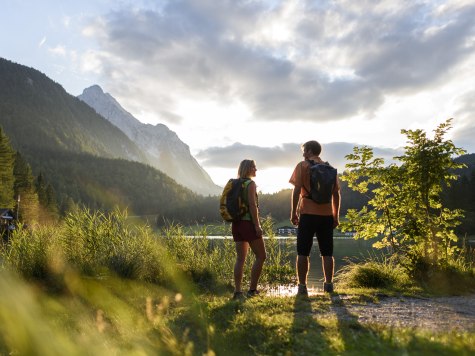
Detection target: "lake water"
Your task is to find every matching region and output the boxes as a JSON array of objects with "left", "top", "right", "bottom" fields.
[
  {"left": 278, "top": 237, "right": 379, "bottom": 288},
  {"left": 209, "top": 236, "right": 379, "bottom": 289}
]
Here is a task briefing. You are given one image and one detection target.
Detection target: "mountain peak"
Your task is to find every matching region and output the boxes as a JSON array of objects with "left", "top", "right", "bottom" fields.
[
  {"left": 78, "top": 87, "right": 221, "bottom": 195},
  {"left": 82, "top": 84, "right": 104, "bottom": 95}
]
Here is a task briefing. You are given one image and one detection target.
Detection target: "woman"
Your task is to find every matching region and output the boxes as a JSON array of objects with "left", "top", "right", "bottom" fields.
[{"left": 232, "top": 159, "right": 266, "bottom": 300}]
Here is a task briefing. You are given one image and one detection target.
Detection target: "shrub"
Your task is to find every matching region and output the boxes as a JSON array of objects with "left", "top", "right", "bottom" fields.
[{"left": 337, "top": 256, "right": 410, "bottom": 290}]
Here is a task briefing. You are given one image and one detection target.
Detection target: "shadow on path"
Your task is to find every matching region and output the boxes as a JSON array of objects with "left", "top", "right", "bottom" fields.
[
  {"left": 291, "top": 292, "right": 404, "bottom": 354},
  {"left": 291, "top": 294, "right": 332, "bottom": 354}
]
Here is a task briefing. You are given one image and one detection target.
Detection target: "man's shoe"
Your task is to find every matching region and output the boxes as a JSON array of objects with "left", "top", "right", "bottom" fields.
[
  {"left": 297, "top": 284, "right": 308, "bottom": 296},
  {"left": 246, "top": 290, "right": 260, "bottom": 298},
  {"left": 232, "top": 291, "right": 245, "bottom": 300},
  {"left": 323, "top": 282, "right": 334, "bottom": 293}
]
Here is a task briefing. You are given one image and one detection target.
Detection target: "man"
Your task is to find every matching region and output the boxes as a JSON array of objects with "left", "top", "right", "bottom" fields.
[{"left": 289, "top": 140, "right": 341, "bottom": 295}]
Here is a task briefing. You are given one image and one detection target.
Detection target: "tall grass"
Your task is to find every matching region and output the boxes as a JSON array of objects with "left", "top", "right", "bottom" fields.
[
  {"left": 160, "top": 222, "right": 236, "bottom": 290},
  {"left": 260, "top": 215, "right": 295, "bottom": 285},
  {"left": 1, "top": 208, "right": 294, "bottom": 292},
  {"left": 63, "top": 208, "right": 166, "bottom": 282},
  {"left": 3, "top": 225, "right": 53, "bottom": 280},
  {"left": 160, "top": 216, "right": 295, "bottom": 290}
]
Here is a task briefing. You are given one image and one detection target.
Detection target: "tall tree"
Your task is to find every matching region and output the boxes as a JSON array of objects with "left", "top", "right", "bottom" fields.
[
  {"left": 35, "top": 173, "right": 48, "bottom": 207},
  {"left": 341, "top": 119, "right": 466, "bottom": 270},
  {"left": 45, "top": 183, "right": 59, "bottom": 219},
  {"left": 13, "top": 152, "right": 39, "bottom": 223},
  {"left": 0, "top": 126, "right": 15, "bottom": 207}
]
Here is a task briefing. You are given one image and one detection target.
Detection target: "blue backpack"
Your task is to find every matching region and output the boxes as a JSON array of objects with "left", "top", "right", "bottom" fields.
[{"left": 305, "top": 160, "right": 337, "bottom": 204}]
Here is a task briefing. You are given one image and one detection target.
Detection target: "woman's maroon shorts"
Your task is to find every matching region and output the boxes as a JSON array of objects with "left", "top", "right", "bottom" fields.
[{"left": 232, "top": 220, "right": 261, "bottom": 242}]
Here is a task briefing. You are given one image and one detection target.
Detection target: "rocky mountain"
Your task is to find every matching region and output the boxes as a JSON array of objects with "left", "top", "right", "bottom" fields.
[{"left": 78, "top": 85, "right": 221, "bottom": 196}]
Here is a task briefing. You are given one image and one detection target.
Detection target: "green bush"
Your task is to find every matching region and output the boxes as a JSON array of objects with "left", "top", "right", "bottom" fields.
[{"left": 337, "top": 256, "right": 410, "bottom": 290}]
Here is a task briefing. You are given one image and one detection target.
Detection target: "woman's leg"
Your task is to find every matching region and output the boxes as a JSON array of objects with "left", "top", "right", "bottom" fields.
[
  {"left": 234, "top": 241, "right": 249, "bottom": 292},
  {"left": 248, "top": 238, "right": 267, "bottom": 291}
]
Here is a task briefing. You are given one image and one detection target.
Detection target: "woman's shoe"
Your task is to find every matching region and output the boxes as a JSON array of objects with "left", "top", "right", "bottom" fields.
[
  {"left": 246, "top": 289, "right": 260, "bottom": 298},
  {"left": 232, "top": 291, "right": 245, "bottom": 300}
]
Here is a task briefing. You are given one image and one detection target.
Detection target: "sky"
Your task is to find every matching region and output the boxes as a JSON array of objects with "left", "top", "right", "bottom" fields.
[{"left": 1, "top": 0, "right": 475, "bottom": 193}]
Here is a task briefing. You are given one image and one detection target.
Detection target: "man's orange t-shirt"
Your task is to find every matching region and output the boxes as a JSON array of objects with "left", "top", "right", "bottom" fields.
[{"left": 289, "top": 161, "right": 340, "bottom": 216}]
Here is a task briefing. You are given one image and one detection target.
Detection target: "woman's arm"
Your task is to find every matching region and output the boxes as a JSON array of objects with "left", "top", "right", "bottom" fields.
[{"left": 248, "top": 181, "right": 263, "bottom": 237}]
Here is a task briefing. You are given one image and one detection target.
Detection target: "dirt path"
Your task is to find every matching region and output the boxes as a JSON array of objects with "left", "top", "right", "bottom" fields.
[
  {"left": 268, "top": 285, "right": 475, "bottom": 332},
  {"left": 328, "top": 294, "right": 475, "bottom": 332}
]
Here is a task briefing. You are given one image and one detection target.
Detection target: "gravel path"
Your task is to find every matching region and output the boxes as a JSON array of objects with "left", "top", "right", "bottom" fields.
[
  {"left": 328, "top": 294, "right": 475, "bottom": 332},
  {"left": 268, "top": 286, "right": 475, "bottom": 332}
]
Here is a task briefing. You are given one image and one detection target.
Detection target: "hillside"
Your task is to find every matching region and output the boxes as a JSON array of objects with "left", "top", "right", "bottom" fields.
[
  {"left": 0, "top": 58, "right": 199, "bottom": 214},
  {"left": 24, "top": 149, "right": 200, "bottom": 216},
  {"left": 0, "top": 58, "right": 146, "bottom": 162},
  {"left": 455, "top": 153, "right": 475, "bottom": 175}
]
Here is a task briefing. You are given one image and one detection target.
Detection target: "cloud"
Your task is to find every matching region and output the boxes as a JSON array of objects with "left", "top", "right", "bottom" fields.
[
  {"left": 452, "top": 90, "right": 475, "bottom": 153},
  {"left": 81, "top": 0, "right": 475, "bottom": 124},
  {"left": 196, "top": 141, "right": 401, "bottom": 172},
  {"left": 352, "top": 2, "right": 475, "bottom": 93},
  {"left": 38, "top": 37, "right": 46, "bottom": 47},
  {"left": 48, "top": 45, "right": 67, "bottom": 56},
  {"left": 196, "top": 142, "right": 301, "bottom": 169}
]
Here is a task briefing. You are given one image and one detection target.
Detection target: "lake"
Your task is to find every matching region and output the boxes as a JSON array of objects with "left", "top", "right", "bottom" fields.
[
  {"left": 208, "top": 236, "right": 380, "bottom": 289},
  {"left": 277, "top": 237, "right": 380, "bottom": 287}
]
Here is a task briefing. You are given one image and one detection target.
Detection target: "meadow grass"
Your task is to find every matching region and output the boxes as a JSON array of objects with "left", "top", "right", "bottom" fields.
[
  {"left": 0, "top": 208, "right": 474, "bottom": 355},
  {"left": 2, "top": 269, "right": 473, "bottom": 355}
]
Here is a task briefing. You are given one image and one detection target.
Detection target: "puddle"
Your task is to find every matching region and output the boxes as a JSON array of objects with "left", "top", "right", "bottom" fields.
[{"left": 265, "top": 284, "right": 327, "bottom": 297}]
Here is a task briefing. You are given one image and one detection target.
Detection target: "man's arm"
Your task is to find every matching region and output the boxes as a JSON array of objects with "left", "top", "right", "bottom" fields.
[
  {"left": 290, "top": 186, "right": 300, "bottom": 226},
  {"left": 289, "top": 162, "right": 302, "bottom": 226},
  {"left": 332, "top": 178, "right": 341, "bottom": 228}
]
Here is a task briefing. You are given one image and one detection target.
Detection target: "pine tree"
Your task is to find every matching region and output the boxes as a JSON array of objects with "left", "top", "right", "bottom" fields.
[
  {"left": 13, "top": 152, "right": 39, "bottom": 223},
  {"left": 0, "top": 126, "right": 15, "bottom": 207},
  {"left": 35, "top": 173, "right": 48, "bottom": 207},
  {"left": 45, "top": 183, "right": 59, "bottom": 219},
  {"left": 35, "top": 173, "right": 59, "bottom": 222}
]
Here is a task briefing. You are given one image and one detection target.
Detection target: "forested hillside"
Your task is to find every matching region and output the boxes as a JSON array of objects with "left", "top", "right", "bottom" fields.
[
  {"left": 0, "top": 58, "right": 146, "bottom": 162},
  {"left": 24, "top": 148, "right": 200, "bottom": 215},
  {"left": 0, "top": 127, "right": 58, "bottom": 224},
  {"left": 444, "top": 153, "right": 475, "bottom": 235}
]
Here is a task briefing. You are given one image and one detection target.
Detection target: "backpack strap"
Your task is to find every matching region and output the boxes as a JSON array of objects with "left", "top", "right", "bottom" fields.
[{"left": 301, "top": 160, "right": 314, "bottom": 199}]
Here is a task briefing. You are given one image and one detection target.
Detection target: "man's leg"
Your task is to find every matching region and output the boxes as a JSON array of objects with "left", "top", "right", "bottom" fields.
[
  {"left": 315, "top": 215, "right": 335, "bottom": 292},
  {"left": 296, "top": 255, "right": 310, "bottom": 285},
  {"left": 322, "top": 255, "right": 334, "bottom": 283},
  {"left": 295, "top": 214, "right": 315, "bottom": 296}
]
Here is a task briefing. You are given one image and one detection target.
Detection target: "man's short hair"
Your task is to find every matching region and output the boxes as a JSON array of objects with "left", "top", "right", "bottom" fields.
[{"left": 301, "top": 141, "right": 322, "bottom": 156}]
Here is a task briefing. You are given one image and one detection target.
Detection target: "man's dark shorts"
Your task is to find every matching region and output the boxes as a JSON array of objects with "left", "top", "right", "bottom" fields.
[{"left": 297, "top": 214, "right": 334, "bottom": 256}]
